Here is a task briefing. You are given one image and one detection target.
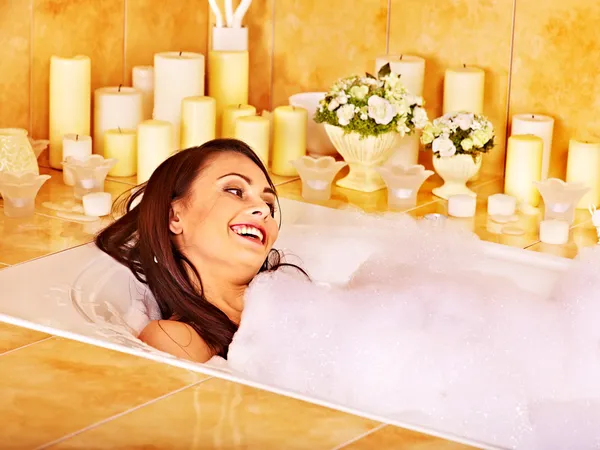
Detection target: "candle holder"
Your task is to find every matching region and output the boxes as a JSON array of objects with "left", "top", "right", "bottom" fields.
[
  {"left": 377, "top": 164, "right": 434, "bottom": 209},
  {"left": 290, "top": 156, "right": 347, "bottom": 201},
  {"left": 0, "top": 171, "right": 51, "bottom": 218},
  {"left": 62, "top": 155, "right": 117, "bottom": 200},
  {"left": 534, "top": 178, "right": 589, "bottom": 225}
]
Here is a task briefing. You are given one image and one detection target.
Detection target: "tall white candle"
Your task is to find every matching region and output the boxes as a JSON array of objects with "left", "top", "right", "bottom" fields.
[
  {"left": 132, "top": 66, "right": 154, "bottom": 120},
  {"left": 374, "top": 54, "right": 425, "bottom": 97},
  {"left": 93, "top": 86, "right": 143, "bottom": 156},
  {"left": 181, "top": 96, "right": 216, "bottom": 148},
  {"left": 153, "top": 52, "right": 205, "bottom": 148},
  {"left": 511, "top": 114, "right": 554, "bottom": 179},
  {"left": 62, "top": 134, "right": 92, "bottom": 186},
  {"left": 49, "top": 55, "right": 91, "bottom": 169},
  {"left": 443, "top": 65, "right": 485, "bottom": 114},
  {"left": 137, "top": 120, "right": 174, "bottom": 184},
  {"left": 566, "top": 139, "right": 600, "bottom": 209}
]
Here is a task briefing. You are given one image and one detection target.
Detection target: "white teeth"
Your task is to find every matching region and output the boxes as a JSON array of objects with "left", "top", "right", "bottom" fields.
[{"left": 232, "top": 225, "right": 264, "bottom": 243}]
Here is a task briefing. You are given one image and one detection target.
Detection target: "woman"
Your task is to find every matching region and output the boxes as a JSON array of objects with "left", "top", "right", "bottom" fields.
[{"left": 96, "top": 139, "right": 305, "bottom": 363}]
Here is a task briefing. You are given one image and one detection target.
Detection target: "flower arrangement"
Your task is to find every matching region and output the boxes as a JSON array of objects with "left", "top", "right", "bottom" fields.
[
  {"left": 421, "top": 112, "right": 495, "bottom": 161},
  {"left": 314, "top": 64, "right": 428, "bottom": 139}
]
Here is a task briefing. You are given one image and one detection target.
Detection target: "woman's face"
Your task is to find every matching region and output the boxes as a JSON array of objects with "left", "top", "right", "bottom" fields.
[{"left": 169, "top": 152, "right": 280, "bottom": 283}]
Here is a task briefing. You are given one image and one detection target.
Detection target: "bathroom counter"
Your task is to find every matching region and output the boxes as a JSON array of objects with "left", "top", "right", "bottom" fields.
[{"left": 1, "top": 164, "right": 597, "bottom": 449}]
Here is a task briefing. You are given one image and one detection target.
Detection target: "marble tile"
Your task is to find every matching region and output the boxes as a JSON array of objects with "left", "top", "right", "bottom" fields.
[
  {"left": 509, "top": 0, "right": 600, "bottom": 179},
  {"left": 272, "top": 0, "right": 388, "bottom": 107},
  {"left": 31, "top": 0, "right": 125, "bottom": 140},
  {"left": 527, "top": 220, "right": 599, "bottom": 259},
  {"left": 345, "top": 424, "right": 476, "bottom": 449},
  {"left": 50, "top": 377, "right": 381, "bottom": 449},
  {"left": 0, "top": 321, "right": 51, "bottom": 354},
  {"left": 389, "top": 0, "right": 513, "bottom": 176},
  {"left": 1, "top": 337, "right": 205, "bottom": 449},
  {"left": 0, "top": 0, "right": 31, "bottom": 129}
]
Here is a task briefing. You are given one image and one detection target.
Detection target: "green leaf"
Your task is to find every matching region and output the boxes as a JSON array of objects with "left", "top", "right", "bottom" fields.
[
  {"left": 365, "top": 72, "right": 376, "bottom": 79},
  {"left": 377, "top": 62, "right": 391, "bottom": 79}
]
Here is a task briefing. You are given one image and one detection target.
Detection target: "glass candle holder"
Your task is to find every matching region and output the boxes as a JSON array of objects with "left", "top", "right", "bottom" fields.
[
  {"left": 377, "top": 164, "right": 434, "bottom": 209},
  {"left": 290, "top": 156, "right": 347, "bottom": 201},
  {"left": 0, "top": 171, "right": 51, "bottom": 218},
  {"left": 62, "top": 155, "right": 117, "bottom": 199},
  {"left": 534, "top": 178, "right": 589, "bottom": 225}
]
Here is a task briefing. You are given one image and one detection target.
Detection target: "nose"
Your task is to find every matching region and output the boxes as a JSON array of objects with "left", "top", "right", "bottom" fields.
[{"left": 248, "top": 202, "right": 270, "bottom": 219}]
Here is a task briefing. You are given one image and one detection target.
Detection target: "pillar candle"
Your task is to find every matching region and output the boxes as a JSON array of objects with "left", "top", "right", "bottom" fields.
[
  {"left": 221, "top": 104, "right": 256, "bottom": 138},
  {"left": 180, "top": 96, "right": 216, "bottom": 148},
  {"left": 208, "top": 51, "right": 249, "bottom": 137},
  {"left": 132, "top": 66, "right": 154, "bottom": 120},
  {"left": 386, "top": 134, "right": 420, "bottom": 166},
  {"left": 504, "top": 134, "right": 543, "bottom": 207},
  {"left": 511, "top": 114, "right": 554, "bottom": 179},
  {"left": 137, "top": 120, "right": 174, "bottom": 184},
  {"left": 62, "top": 134, "right": 92, "bottom": 185},
  {"left": 443, "top": 65, "right": 485, "bottom": 114},
  {"left": 374, "top": 54, "right": 425, "bottom": 96},
  {"left": 104, "top": 128, "right": 137, "bottom": 177},
  {"left": 566, "top": 139, "right": 600, "bottom": 209},
  {"left": 49, "top": 55, "right": 91, "bottom": 169},
  {"left": 271, "top": 106, "right": 308, "bottom": 176},
  {"left": 234, "top": 116, "right": 270, "bottom": 165},
  {"left": 93, "top": 87, "right": 143, "bottom": 156},
  {"left": 153, "top": 52, "right": 205, "bottom": 148}
]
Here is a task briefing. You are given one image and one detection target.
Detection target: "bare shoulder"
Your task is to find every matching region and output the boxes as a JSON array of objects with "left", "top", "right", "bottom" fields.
[{"left": 138, "top": 319, "right": 213, "bottom": 363}]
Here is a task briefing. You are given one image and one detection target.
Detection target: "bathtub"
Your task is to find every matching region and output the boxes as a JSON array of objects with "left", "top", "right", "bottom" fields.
[{"left": 0, "top": 198, "right": 572, "bottom": 450}]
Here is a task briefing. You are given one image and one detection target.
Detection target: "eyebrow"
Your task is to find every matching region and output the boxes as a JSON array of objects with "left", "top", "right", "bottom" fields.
[{"left": 218, "top": 172, "right": 276, "bottom": 196}]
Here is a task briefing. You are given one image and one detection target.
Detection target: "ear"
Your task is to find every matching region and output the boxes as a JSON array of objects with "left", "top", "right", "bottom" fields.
[{"left": 169, "top": 203, "right": 184, "bottom": 235}]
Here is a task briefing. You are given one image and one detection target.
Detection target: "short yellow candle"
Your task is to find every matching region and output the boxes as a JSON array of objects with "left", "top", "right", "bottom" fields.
[
  {"left": 137, "top": 120, "right": 174, "bottom": 184},
  {"left": 271, "top": 106, "right": 308, "bottom": 176},
  {"left": 504, "top": 134, "right": 543, "bottom": 207},
  {"left": 234, "top": 116, "right": 270, "bottom": 165},
  {"left": 443, "top": 65, "right": 485, "bottom": 114},
  {"left": 208, "top": 51, "right": 249, "bottom": 137},
  {"left": 104, "top": 128, "right": 137, "bottom": 177},
  {"left": 566, "top": 139, "right": 600, "bottom": 209},
  {"left": 221, "top": 104, "right": 256, "bottom": 139},
  {"left": 49, "top": 55, "right": 91, "bottom": 169},
  {"left": 180, "top": 96, "right": 216, "bottom": 148}
]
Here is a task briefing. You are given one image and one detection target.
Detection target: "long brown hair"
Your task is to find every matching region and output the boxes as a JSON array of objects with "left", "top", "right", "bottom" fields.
[{"left": 96, "top": 139, "right": 306, "bottom": 358}]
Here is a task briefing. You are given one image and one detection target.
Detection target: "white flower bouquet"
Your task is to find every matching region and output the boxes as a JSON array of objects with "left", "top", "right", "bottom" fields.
[
  {"left": 314, "top": 64, "right": 428, "bottom": 138},
  {"left": 421, "top": 112, "right": 495, "bottom": 161}
]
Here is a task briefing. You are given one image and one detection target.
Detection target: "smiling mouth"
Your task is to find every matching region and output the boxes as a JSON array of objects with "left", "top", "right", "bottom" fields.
[{"left": 230, "top": 225, "right": 265, "bottom": 245}]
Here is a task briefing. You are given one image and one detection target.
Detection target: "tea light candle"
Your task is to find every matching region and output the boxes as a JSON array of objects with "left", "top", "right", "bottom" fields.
[
  {"left": 272, "top": 106, "right": 308, "bottom": 176},
  {"left": 511, "top": 114, "right": 554, "bottom": 179},
  {"left": 374, "top": 55, "right": 425, "bottom": 96},
  {"left": 504, "top": 135, "right": 543, "bottom": 206},
  {"left": 234, "top": 115, "right": 270, "bottom": 165},
  {"left": 487, "top": 193, "right": 517, "bottom": 216},
  {"left": 93, "top": 86, "right": 143, "bottom": 156},
  {"left": 539, "top": 219, "right": 569, "bottom": 245},
  {"left": 448, "top": 194, "right": 477, "bottom": 218},
  {"left": 137, "top": 120, "right": 174, "bottom": 184},
  {"left": 132, "top": 66, "right": 154, "bottom": 120},
  {"left": 104, "top": 128, "right": 137, "bottom": 177},
  {"left": 443, "top": 65, "right": 485, "bottom": 114},
  {"left": 221, "top": 104, "right": 256, "bottom": 138},
  {"left": 566, "top": 139, "right": 600, "bottom": 209},
  {"left": 49, "top": 55, "right": 91, "bottom": 169},
  {"left": 180, "top": 96, "right": 216, "bottom": 148},
  {"left": 82, "top": 192, "right": 112, "bottom": 217},
  {"left": 62, "top": 134, "right": 92, "bottom": 186}
]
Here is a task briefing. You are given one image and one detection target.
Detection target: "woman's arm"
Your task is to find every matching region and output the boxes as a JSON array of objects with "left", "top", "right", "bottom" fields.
[{"left": 138, "top": 319, "right": 214, "bottom": 363}]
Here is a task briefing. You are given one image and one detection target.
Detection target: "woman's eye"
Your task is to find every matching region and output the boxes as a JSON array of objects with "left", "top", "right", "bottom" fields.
[
  {"left": 267, "top": 202, "right": 277, "bottom": 217},
  {"left": 225, "top": 187, "right": 243, "bottom": 198}
]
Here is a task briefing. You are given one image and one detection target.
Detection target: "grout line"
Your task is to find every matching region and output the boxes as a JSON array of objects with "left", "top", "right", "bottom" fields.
[
  {"left": 28, "top": 0, "right": 34, "bottom": 135},
  {"left": 0, "top": 336, "right": 54, "bottom": 357},
  {"left": 385, "top": 0, "right": 391, "bottom": 54},
  {"left": 503, "top": 0, "right": 518, "bottom": 158},
  {"left": 268, "top": 0, "right": 276, "bottom": 111},
  {"left": 122, "top": 0, "right": 128, "bottom": 84},
  {"left": 331, "top": 423, "right": 388, "bottom": 450},
  {"left": 35, "top": 377, "right": 212, "bottom": 450}
]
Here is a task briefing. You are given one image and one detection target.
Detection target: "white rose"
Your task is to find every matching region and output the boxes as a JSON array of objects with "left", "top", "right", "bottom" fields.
[
  {"left": 393, "top": 98, "right": 410, "bottom": 116},
  {"left": 336, "top": 93, "right": 348, "bottom": 105},
  {"left": 367, "top": 96, "right": 395, "bottom": 125},
  {"left": 336, "top": 104, "right": 355, "bottom": 126},
  {"left": 411, "top": 107, "right": 428, "bottom": 129},
  {"left": 432, "top": 136, "right": 456, "bottom": 157},
  {"left": 455, "top": 113, "right": 474, "bottom": 131},
  {"left": 328, "top": 99, "right": 340, "bottom": 111},
  {"left": 396, "top": 121, "right": 411, "bottom": 137}
]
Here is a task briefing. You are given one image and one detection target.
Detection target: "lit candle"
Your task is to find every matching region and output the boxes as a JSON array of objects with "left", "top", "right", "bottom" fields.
[
  {"left": 448, "top": 194, "right": 477, "bottom": 218},
  {"left": 234, "top": 115, "right": 270, "bottom": 165},
  {"left": 487, "top": 193, "right": 517, "bottom": 216},
  {"left": 443, "top": 65, "right": 485, "bottom": 114},
  {"left": 49, "top": 55, "right": 91, "bottom": 169},
  {"left": 137, "top": 120, "right": 174, "bottom": 184},
  {"left": 153, "top": 52, "right": 205, "bottom": 148},
  {"left": 221, "top": 104, "right": 256, "bottom": 139},
  {"left": 62, "top": 134, "right": 92, "bottom": 186},
  {"left": 208, "top": 50, "right": 249, "bottom": 137},
  {"left": 104, "top": 128, "right": 137, "bottom": 177},
  {"left": 504, "top": 134, "right": 543, "bottom": 207},
  {"left": 374, "top": 54, "right": 425, "bottom": 96},
  {"left": 271, "top": 106, "right": 308, "bottom": 176},
  {"left": 93, "top": 86, "right": 143, "bottom": 156},
  {"left": 132, "top": 66, "right": 154, "bottom": 120},
  {"left": 566, "top": 139, "right": 600, "bottom": 209},
  {"left": 539, "top": 219, "right": 569, "bottom": 245},
  {"left": 511, "top": 114, "right": 554, "bottom": 179},
  {"left": 180, "top": 96, "right": 216, "bottom": 148}
]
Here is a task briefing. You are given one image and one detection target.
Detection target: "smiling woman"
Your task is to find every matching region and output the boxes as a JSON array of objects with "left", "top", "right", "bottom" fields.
[{"left": 95, "top": 139, "right": 307, "bottom": 362}]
